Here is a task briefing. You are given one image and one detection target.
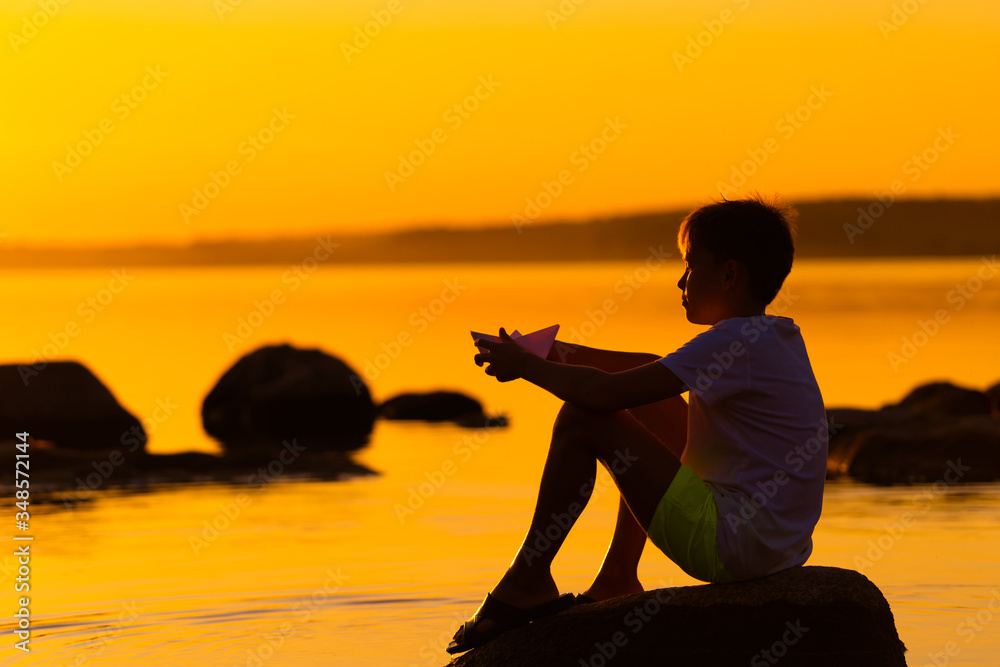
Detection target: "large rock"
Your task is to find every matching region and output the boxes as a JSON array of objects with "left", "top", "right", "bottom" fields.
[
  {"left": 894, "top": 381, "right": 991, "bottom": 416},
  {"left": 378, "top": 390, "right": 508, "bottom": 428},
  {"left": 986, "top": 381, "right": 1000, "bottom": 417},
  {"left": 827, "top": 380, "right": 1000, "bottom": 484},
  {"left": 831, "top": 415, "right": 999, "bottom": 484},
  {"left": 0, "top": 362, "right": 146, "bottom": 451},
  {"left": 447, "top": 566, "right": 906, "bottom": 667},
  {"left": 202, "top": 344, "right": 377, "bottom": 455}
]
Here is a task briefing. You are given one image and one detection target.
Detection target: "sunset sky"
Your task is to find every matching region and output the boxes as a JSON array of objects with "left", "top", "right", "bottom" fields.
[{"left": 1, "top": 0, "right": 997, "bottom": 246}]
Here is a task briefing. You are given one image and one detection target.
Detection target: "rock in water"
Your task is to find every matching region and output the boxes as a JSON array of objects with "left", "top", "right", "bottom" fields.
[
  {"left": 827, "top": 380, "right": 1000, "bottom": 484},
  {"left": 894, "top": 381, "right": 991, "bottom": 417},
  {"left": 985, "top": 381, "right": 1000, "bottom": 418},
  {"left": 378, "top": 390, "right": 508, "bottom": 427},
  {"left": 0, "top": 362, "right": 146, "bottom": 450},
  {"left": 446, "top": 566, "right": 906, "bottom": 667},
  {"left": 202, "top": 344, "right": 377, "bottom": 454}
]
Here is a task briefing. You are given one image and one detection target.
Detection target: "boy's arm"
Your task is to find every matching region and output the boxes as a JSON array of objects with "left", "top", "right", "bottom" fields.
[
  {"left": 541, "top": 340, "right": 688, "bottom": 458},
  {"left": 519, "top": 354, "right": 686, "bottom": 412},
  {"left": 546, "top": 340, "right": 661, "bottom": 371}
]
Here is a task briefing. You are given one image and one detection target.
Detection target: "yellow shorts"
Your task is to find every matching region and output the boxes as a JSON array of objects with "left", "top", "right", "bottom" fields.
[{"left": 647, "top": 464, "right": 735, "bottom": 583}]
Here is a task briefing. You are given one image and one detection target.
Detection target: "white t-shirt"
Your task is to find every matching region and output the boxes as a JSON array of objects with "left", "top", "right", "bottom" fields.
[{"left": 657, "top": 315, "right": 828, "bottom": 580}]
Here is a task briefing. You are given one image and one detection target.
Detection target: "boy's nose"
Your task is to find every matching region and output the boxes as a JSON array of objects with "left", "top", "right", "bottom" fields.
[{"left": 677, "top": 273, "right": 686, "bottom": 290}]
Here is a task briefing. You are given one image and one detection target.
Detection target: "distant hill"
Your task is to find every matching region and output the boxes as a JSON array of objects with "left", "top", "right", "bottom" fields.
[{"left": 3, "top": 198, "right": 997, "bottom": 267}]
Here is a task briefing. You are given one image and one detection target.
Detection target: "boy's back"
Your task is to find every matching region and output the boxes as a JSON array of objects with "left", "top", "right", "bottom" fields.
[{"left": 658, "top": 314, "right": 827, "bottom": 580}]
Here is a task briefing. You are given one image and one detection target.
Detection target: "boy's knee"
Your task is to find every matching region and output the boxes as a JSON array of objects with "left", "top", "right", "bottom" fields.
[
  {"left": 554, "top": 402, "right": 585, "bottom": 434},
  {"left": 554, "top": 402, "right": 612, "bottom": 439}
]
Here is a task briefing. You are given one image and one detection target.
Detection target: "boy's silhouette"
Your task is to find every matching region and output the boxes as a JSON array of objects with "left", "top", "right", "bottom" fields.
[{"left": 449, "top": 193, "right": 827, "bottom": 654}]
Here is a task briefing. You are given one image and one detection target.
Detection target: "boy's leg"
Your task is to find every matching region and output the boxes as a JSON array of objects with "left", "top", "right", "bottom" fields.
[
  {"left": 583, "top": 495, "right": 647, "bottom": 600},
  {"left": 547, "top": 343, "right": 688, "bottom": 599},
  {"left": 627, "top": 395, "right": 688, "bottom": 460},
  {"left": 584, "top": 397, "right": 688, "bottom": 600},
  {"left": 452, "top": 402, "right": 682, "bottom": 644}
]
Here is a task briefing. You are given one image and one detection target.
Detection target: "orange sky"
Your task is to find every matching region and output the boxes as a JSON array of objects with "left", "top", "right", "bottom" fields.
[{"left": 1, "top": 0, "right": 997, "bottom": 246}]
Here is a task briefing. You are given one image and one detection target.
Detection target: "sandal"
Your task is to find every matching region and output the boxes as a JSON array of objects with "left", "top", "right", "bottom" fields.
[{"left": 446, "top": 592, "right": 576, "bottom": 654}]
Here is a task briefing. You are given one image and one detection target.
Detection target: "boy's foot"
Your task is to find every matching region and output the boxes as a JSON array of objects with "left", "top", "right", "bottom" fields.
[
  {"left": 448, "top": 591, "right": 574, "bottom": 654},
  {"left": 449, "top": 574, "right": 562, "bottom": 651},
  {"left": 581, "top": 574, "right": 644, "bottom": 602}
]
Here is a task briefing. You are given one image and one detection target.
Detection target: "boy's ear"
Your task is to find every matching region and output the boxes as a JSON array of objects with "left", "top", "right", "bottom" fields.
[{"left": 722, "top": 259, "right": 739, "bottom": 288}]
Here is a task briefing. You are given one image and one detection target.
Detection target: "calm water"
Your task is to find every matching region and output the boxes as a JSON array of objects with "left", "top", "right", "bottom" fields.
[{"left": 1, "top": 258, "right": 999, "bottom": 666}]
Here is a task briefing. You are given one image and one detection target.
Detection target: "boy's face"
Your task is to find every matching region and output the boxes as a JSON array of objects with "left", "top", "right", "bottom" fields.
[{"left": 676, "top": 244, "right": 731, "bottom": 325}]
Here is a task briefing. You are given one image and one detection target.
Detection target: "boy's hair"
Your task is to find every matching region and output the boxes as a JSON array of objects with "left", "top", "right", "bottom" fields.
[{"left": 677, "top": 192, "right": 797, "bottom": 306}]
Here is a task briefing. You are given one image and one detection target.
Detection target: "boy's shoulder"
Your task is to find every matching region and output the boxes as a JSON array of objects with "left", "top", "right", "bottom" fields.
[
  {"left": 671, "top": 315, "right": 803, "bottom": 360},
  {"left": 710, "top": 314, "right": 799, "bottom": 335}
]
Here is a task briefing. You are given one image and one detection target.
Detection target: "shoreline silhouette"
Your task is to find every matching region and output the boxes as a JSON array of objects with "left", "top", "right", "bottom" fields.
[{"left": 2, "top": 198, "right": 997, "bottom": 267}]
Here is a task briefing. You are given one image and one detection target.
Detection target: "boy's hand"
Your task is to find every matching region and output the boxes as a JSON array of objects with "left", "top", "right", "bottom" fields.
[{"left": 474, "top": 327, "right": 530, "bottom": 382}]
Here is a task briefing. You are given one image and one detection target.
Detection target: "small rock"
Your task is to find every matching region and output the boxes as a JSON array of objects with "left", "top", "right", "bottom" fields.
[{"left": 378, "top": 390, "right": 508, "bottom": 428}]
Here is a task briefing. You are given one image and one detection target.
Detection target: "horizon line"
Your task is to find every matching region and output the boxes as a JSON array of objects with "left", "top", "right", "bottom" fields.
[{"left": 4, "top": 194, "right": 998, "bottom": 252}]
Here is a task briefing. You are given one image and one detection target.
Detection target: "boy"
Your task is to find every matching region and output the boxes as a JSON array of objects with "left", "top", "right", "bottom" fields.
[{"left": 448, "top": 193, "right": 827, "bottom": 655}]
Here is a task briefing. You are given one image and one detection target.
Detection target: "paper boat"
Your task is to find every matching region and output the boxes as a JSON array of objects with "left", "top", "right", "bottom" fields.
[{"left": 471, "top": 324, "right": 560, "bottom": 359}]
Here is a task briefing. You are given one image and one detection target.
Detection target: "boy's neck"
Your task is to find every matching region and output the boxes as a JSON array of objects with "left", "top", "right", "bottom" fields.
[
  {"left": 707, "top": 301, "right": 770, "bottom": 325},
  {"left": 722, "top": 304, "right": 767, "bottom": 320}
]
